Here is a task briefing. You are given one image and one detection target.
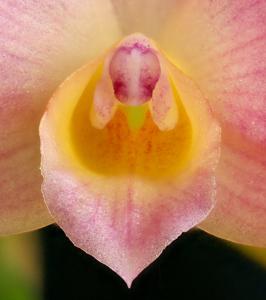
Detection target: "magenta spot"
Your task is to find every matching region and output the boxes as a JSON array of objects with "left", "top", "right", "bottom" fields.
[{"left": 109, "top": 43, "right": 161, "bottom": 105}]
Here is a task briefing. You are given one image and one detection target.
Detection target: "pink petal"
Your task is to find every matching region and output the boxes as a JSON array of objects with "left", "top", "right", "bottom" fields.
[
  {"left": 159, "top": 0, "right": 266, "bottom": 245},
  {"left": 40, "top": 55, "right": 220, "bottom": 286},
  {"left": 0, "top": 1, "right": 120, "bottom": 234},
  {"left": 199, "top": 127, "right": 266, "bottom": 246}
]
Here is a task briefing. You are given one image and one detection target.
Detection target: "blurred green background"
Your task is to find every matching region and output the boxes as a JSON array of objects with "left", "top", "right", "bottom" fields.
[
  {"left": 0, "top": 233, "right": 41, "bottom": 300},
  {"left": 1, "top": 227, "right": 266, "bottom": 300}
]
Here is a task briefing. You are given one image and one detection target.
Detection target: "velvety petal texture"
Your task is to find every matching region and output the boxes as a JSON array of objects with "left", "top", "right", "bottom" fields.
[
  {"left": 0, "top": 0, "right": 120, "bottom": 234},
  {"left": 201, "top": 130, "right": 266, "bottom": 246},
  {"left": 157, "top": 0, "right": 266, "bottom": 246},
  {"left": 40, "top": 42, "right": 220, "bottom": 285}
]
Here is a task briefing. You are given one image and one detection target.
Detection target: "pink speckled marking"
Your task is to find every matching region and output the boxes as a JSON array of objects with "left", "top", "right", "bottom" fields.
[
  {"left": 42, "top": 167, "right": 215, "bottom": 286},
  {"left": 109, "top": 42, "right": 161, "bottom": 105}
]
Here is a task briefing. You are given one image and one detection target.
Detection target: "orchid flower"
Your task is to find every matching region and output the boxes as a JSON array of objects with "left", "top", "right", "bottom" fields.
[{"left": 1, "top": 0, "right": 266, "bottom": 287}]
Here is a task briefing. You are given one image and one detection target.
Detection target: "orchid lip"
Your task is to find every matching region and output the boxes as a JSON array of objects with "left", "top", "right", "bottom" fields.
[
  {"left": 39, "top": 30, "right": 222, "bottom": 287},
  {"left": 39, "top": 31, "right": 223, "bottom": 288}
]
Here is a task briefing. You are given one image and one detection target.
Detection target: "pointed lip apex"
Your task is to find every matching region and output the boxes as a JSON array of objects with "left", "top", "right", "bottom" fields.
[
  {"left": 123, "top": 276, "right": 134, "bottom": 289},
  {"left": 118, "top": 269, "right": 144, "bottom": 288}
]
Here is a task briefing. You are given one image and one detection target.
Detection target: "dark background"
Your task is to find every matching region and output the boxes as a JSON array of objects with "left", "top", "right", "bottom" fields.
[{"left": 41, "top": 226, "right": 266, "bottom": 300}]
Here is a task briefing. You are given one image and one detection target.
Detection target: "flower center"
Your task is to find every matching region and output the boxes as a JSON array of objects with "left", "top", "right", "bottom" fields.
[
  {"left": 90, "top": 33, "right": 178, "bottom": 131},
  {"left": 109, "top": 43, "right": 161, "bottom": 105},
  {"left": 41, "top": 33, "right": 218, "bottom": 182}
]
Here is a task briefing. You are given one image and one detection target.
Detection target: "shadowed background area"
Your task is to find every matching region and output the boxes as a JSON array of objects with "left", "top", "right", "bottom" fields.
[{"left": 41, "top": 226, "right": 266, "bottom": 300}]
